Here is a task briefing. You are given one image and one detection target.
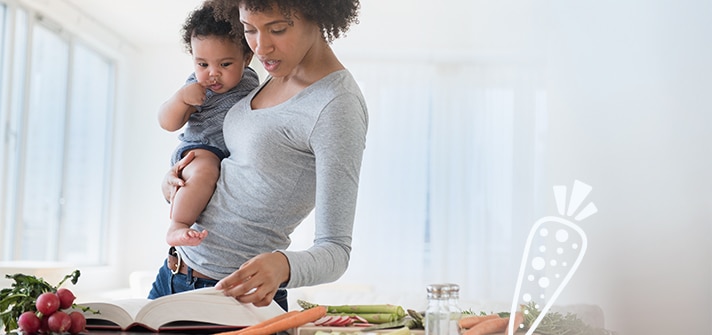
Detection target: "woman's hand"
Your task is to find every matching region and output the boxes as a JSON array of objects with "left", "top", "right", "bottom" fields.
[
  {"left": 215, "top": 252, "right": 290, "bottom": 307},
  {"left": 162, "top": 151, "right": 196, "bottom": 203}
]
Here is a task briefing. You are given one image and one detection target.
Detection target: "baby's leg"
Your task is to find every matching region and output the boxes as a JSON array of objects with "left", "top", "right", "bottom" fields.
[{"left": 166, "top": 149, "right": 220, "bottom": 246}]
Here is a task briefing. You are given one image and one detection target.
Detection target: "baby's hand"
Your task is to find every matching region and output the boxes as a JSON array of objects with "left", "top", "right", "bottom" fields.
[{"left": 180, "top": 82, "right": 209, "bottom": 107}]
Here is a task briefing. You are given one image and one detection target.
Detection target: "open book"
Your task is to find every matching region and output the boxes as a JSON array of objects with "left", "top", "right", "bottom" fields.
[{"left": 74, "top": 287, "right": 286, "bottom": 332}]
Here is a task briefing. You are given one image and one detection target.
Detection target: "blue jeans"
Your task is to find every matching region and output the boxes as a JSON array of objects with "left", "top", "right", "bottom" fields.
[{"left": 147, "top": 258, "right": 288, "bottom": 311}]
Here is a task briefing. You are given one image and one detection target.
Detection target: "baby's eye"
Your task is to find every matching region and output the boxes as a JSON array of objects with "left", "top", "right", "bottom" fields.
[
  {"left": 221, "top": 62, "right": 233, "bottom": 68},
  {"left": 197, "top": 62, "right": 208, "bottom": 68}
]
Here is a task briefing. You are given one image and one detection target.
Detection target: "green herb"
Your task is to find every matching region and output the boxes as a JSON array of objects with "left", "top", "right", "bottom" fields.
[
  {"left": 0, "top": 270, "right": 88, "bottom": 333},
  {"left": 519, "top": 301, "right": 615, "bottom": 335}
]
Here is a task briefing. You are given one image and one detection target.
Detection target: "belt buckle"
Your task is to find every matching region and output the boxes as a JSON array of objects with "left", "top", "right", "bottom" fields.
[{"left": 171, "top": 248, "right": 182, "bottom": 275}]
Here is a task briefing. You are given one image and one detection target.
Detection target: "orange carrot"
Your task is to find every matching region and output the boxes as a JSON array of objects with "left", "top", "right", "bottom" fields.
[
  {"left": 458, "top": 314, "right": 501, "bottom": 330},
  {"left": 228, "top": 310, "right": 300, "bottom": 335},
  {"left": 504, "top": 312, "right": 524, "bottom": 335},
  {"left": 216, "top": 305, "right": 327, "bottom": 335},
  {"left": 462, "top": 316, "right": 509, "bottom": 335}
]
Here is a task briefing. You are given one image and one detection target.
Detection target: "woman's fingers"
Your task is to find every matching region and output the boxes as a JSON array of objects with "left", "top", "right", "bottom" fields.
[
  {"left": 216, "top": 252, "right": 289, "bottom": 306},
  {"left": 162, "top": 151, "right": 196, "bottom": 201},
  {"left": 176, "top": 150, "right": 196, "bottom": 172},
  {"left": 216, "top": 271, "right": 258, "bottom": 301},
  {"left": 242, "top": 287, "right": 277, "bottom": 307}
]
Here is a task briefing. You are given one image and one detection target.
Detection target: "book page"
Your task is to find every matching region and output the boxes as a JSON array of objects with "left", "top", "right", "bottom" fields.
[
  {"left": 136, "top": 287, "right": 285, "bottom": 330},
  {"left": 78, "top": 299, "right": 149, "bottom": 329}
]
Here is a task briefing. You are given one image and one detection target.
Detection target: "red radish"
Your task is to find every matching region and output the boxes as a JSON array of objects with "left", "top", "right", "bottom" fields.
[
  {"left": 325, "top": 316, "right": 339, "bottom": 326},
  {"left": 39, "top": 315, "right": 50, "bottom": 333},
  {"left": 335, "top": 316, "right": 352, "bottom": 326},
  {"left": 314, "top": 315, "right": 353, "bottom": 327},
  {"left": 36, "top": 292, "right": 61, "bottom": 315},
  {"left": 68, "top": 311, "right": 87, "bottom": 334},
  {"left": 314, "top": 316, "right": 332, "bottom": 326},
  {"left": 353, "top": 315, "right": 369, "bottom": 324},
  {"left": 47, "top": 311, "right": 72, "bottom": 333},
  {"left": 17, "top": 311, "right": 41, "bottom": 333},
  {"left": 57, "top": 288, "right": 77, "bottom": 309}
]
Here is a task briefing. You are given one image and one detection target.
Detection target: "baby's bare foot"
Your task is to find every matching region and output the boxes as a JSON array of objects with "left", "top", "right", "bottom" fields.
[{"left": 167, "top": 228, "right": 208, "bottom": 246}]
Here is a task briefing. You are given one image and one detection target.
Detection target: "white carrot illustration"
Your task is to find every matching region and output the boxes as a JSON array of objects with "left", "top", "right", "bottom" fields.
[{"left": 507, "top": 180, "right": 597, "bottom": 335}]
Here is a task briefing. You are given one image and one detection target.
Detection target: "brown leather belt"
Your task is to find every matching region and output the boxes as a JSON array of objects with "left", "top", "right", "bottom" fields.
[{"left": 167, "top": 247, "right": 214, "bottom": 280}]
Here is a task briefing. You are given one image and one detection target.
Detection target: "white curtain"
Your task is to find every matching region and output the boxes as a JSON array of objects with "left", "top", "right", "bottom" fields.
[{"left": 292, "top": 56, "right": 548, "bottom": 305}]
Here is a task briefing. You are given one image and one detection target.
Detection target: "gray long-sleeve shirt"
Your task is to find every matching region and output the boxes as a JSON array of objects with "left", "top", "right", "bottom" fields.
[{"left": 177, "top": 70, "right": 368, "bottom": 288}]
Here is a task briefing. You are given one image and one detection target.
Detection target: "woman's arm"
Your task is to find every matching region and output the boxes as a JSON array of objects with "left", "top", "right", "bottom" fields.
[{"left": 282, "top": 92, "right": 369, "bottom": 287}]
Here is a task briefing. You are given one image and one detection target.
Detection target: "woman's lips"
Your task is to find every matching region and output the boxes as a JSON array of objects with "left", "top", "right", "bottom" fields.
[{"left": 262, "top": 59, "right": 280, "bottom": 72}]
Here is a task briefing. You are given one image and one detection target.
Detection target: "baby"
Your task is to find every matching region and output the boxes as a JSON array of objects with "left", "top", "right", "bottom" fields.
[{"left": 158, "top": 4, "right": 258, "bottom": 246}]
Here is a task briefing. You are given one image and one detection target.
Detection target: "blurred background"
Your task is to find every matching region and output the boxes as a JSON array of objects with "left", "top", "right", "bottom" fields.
[{"left": 1, "top": 0, "right": 710, "bottom": 334}]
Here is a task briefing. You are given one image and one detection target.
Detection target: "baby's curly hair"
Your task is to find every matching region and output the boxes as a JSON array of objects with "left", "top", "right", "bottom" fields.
[
  {"left": 205, "top": 0, "right": 360, "bottom": 43},
  {"left": 181, "top": 3, "right": 252, "bottom": 57}
]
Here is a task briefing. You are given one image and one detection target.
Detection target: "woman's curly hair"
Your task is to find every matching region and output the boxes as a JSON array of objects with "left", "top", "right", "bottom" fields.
[
  {"left": 205, "top": 0, "right": 360, "bottom": 43},
  {"left": 181, "top": 3, "right": 252, "bottom": 56}
]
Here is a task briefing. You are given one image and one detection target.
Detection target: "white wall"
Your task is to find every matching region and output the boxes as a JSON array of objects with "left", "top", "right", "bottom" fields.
[
  {"left": 543, "top": 1, "right": 712, "bottom": 334},
  {"left": 64, "top": 0, "right": 712, "bottom": 334},
  {"left": 115, "top": 42, "right": 192, "bottom": 278}
]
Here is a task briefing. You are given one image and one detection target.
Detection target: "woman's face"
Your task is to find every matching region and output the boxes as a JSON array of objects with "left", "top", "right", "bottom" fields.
[{"left": 239, "top": 5, "right": 322, "bottom": 78}]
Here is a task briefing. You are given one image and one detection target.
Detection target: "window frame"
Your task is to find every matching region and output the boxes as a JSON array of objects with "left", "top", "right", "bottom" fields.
[{"left": 0, "top": 0, "right": 118, "bottom": 267}]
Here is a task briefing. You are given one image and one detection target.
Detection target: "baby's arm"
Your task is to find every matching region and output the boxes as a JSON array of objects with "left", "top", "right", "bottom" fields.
[{"left": 158, "top": 81, "right": 209, "bottom": 131}]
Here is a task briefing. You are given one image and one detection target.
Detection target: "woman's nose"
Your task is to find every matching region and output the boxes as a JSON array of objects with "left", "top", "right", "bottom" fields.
[{"left": 254, "top": 32, "right": 273, "bottom": 55}]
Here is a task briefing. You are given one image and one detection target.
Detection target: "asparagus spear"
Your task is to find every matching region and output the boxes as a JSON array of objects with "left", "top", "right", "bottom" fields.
[{"left": 297, "top": 299, "right": 406, "bottom": 323}]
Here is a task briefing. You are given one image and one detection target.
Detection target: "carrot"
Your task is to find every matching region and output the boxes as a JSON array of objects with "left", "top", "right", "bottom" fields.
[
  {"left": 458, "top": 314, "right": 501, "bottom": 330},
  {"left": 504, "top": 312, "right": 524, "bottom": 335},
  {"left": 461, "top": 316, "right": 509, "bottom": 335},
  {"left": 228, "top": 310, "right": 300, "bottom": 335},
  {"left": 216, "top": 305, "right": 327, "bottom": 335}
]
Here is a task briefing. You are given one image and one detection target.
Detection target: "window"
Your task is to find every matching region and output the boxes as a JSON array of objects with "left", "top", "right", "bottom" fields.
[
  {"left": 0, "top": 3, "right": 115, "bottom": 265},
  {"left": 325, "top": 58, "right": 547, "bottom": 303}
]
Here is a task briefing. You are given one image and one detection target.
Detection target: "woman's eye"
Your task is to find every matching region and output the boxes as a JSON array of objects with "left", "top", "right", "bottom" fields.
[
  {"left": 243, "top": 25, "right": 256, "bottom": 34},
  {"left": 271, "top": 28, "right": 286, "bottom": 34}
]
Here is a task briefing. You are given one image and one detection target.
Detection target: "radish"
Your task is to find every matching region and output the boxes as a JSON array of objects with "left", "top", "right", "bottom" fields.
[
  {"left": 68, "top": 311, "right": 87, "bottom": 334},
  {"left": 47, "top": 311, "right": 72, "bottom": 333},
  {"left": 353, "top": 315, "right": 369, "bottom": 324},
  {"left": 334, "top": 316, "right": 352, "bottom": 326},
  {"left": 36, "top": 292, "right": 61, "bottom": 315},
  {"left": 17, "top": 311, "right": 41, "bottom": 333},
  {"left": 314, "top": 316, "right": 333, "bottom": 326},
  {"left": 57, "top": 288, "right": 76, "bottom": 309}
]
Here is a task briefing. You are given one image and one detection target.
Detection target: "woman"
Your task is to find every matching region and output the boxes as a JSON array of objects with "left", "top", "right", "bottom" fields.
[{"left": 148, "top": 0, "right": 368, "bottom": 312}]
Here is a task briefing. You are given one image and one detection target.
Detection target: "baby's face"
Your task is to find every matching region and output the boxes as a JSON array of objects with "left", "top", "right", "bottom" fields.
[{"left": 191, "top": 35, "right": 250, "bottom": 94}]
